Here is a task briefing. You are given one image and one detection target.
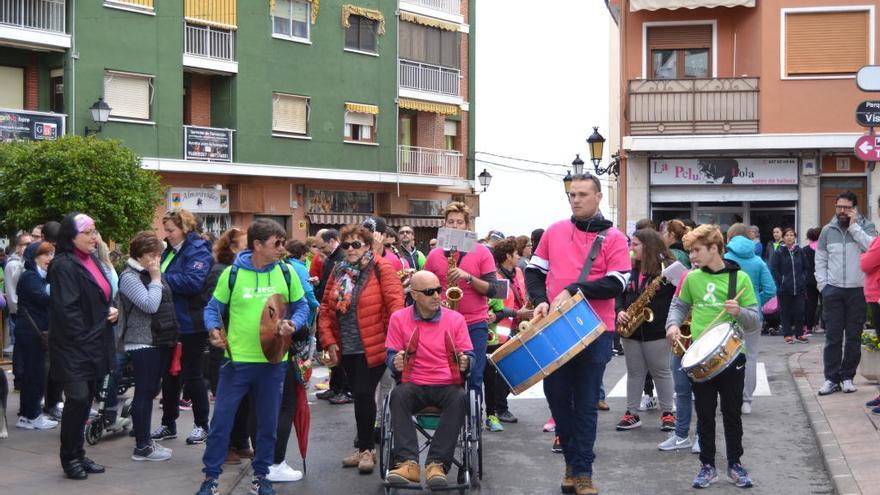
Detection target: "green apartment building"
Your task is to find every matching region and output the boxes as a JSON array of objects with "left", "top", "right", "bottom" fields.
[{"left": 0, "top": 0, "right": 475, "bottom": 245}]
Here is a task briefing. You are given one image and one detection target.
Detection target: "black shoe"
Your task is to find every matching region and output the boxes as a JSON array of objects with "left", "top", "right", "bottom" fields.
[
  {"left": 80, "top": 457, "right": 105, "bottom": 474},
  {"left": 497, "top": 410, "right": 518, "bottom": 423},
  {"left": 62, "top": 459, "right": 88, "bottom": 480},
  {"left": 316, "top": 389, "right": 336, "bottom": 400}
]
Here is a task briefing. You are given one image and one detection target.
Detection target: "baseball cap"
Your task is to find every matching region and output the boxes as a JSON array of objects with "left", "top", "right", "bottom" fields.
[
  {"left": 362, "top": 216, "right": 387, "bottom": 234},
  {"left": 488, "top": 230, "right": 505, "bottom": 241}
]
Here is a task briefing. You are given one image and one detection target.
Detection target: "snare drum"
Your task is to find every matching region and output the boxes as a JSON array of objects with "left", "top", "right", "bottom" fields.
[
  {"left": 489, "top": 292, "right": 606, "bottom": 395},
  {"left": 680, "top": 322, "right": 744, "bottom": 383}
]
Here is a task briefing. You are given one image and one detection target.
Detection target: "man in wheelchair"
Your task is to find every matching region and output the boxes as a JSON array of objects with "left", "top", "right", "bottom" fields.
[{"left": 384, "top": 271, "right": 474, "bottom": 488}]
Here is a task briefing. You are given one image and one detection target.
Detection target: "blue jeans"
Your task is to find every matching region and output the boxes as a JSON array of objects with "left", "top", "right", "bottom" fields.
[
  {"left": 670, "top": 353, "right": 692, "bottom": 439},
  {"left": 202, "top": 361, "right": 286, "bottom": 478},
  {"left": 467, "top": 321, "right": 488, "bottom": 395},
  {"left": 543, "top": 332, "right": 612, "bottom": 477},
  {"left": 130, "top": 347, "right": 171, "bottom": 449}
]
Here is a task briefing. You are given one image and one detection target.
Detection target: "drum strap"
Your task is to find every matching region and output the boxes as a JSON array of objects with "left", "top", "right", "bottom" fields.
[
  {"left": 727, "top": 269, "right": 738, "bottom": 301},
  {"left": 576, "top": 229, "right": 610, "bottom": 285}
]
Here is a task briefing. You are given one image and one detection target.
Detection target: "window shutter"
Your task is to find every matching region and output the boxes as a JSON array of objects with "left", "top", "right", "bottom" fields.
[
  {"left": 444, "top": 120, "right": 457, "bottom": 136},
  {"left": 273, "top": 94, "right": 308, "bottom": 134},
  {"left": 786, "top": 11, "right": 869, "bottom": 75},
  {"left": 0, "top": 66, "right": 24, "bottom": 110},
  {"left": 104, "top": 72, "right": 151, "bottom": 120},
  {"left": 291, "top": 0, "right": 308, "bottom": 23},
  {"left": 647, "top": 25, "right": 712, "bottom": 50},
  {"left": 345, "top": 111, "right": 374, "bottom": 126}
]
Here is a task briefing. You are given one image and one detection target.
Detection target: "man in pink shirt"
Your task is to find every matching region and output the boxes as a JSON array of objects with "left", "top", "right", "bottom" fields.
[
  {"left": 423, "top": 202, "right": 505, "bottom": 396},
  {"left": 385, "top": 271, "right": 473, "bottom": 488},
  {"left": 525, "top": 174, "right": 631, "bottom": 495}
]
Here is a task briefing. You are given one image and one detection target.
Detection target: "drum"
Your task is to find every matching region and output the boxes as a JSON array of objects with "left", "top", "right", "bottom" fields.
[
  {"left": 489, "top": 292, "right": 605, "bottom": 395},
  {"left": 680, "top": 322, "right": 744, "bottom": 383}
]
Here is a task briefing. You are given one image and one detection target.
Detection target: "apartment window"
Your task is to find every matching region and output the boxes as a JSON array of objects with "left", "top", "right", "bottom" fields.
[
  {"left": 272, "top": 93, "right": 309, "bottom": 136},
  {"left": 345, "top": 15, "right": 378, "bottom": 53},
  {"left": 784, "top": 10, "right": 870, "bottom": 77},
  {"left": 104, "top": 71, "right": 153, "bottom": 121},
  {"left": 344, "top": 111, "right": 376, "bottom": 143},
  {"left": 647, "top": 25, "right": 712, "bottom": 79},
  {"left": 273, "top": 0, "right": 310, "bottom": 41},
  {"left": 444, "top": 120, "right": 457, "bottom": 150},
  {"left": 0, "top": 66, "right": 24, "bottom": 110},
  {"left": 50, "top": 69, "right": 63, "bottom": 114},
  {"left": 400, "top": 22, "right": 460, "bottom": 68}
]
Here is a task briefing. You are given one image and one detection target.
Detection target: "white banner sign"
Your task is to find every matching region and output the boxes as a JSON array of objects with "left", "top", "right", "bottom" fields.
[
  {"left": 650, "top": 158, "right": 798, "bottom": 185},
  {"left": 437, "top": 227, "right": 477, "bottom": 252},
  {"left": 167, "top": 188, "right": 229, "bottom": 214}
]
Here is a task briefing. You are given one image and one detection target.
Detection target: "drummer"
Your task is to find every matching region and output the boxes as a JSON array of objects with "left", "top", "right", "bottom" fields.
[
  {"left": 526, "top": 174, "right": 630, "bottom": 495},
  {"left": 665, "top": 224, "right": 760, "bottom": 489}
]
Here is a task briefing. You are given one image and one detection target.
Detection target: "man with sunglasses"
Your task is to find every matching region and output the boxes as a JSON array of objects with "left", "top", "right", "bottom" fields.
[
  {"left": 398, "top": 226, "right": 425, "bottom": 270},
  {"left": 385, "top": 271, "right": 473, "bottom": 488}
]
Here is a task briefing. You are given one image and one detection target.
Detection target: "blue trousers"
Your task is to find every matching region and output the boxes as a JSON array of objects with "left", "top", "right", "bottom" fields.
[
  {"left": 543, "top": 332, "right": 612, "bottom": 477},
  {"left": 130, "top": 347, "right": 171, "bottom": 449},
  {"left": 202, "top": 360, "right": 286, "bottom": 478},
  {"left": 467, "top": 321, "right": 488, "bottom": 395},
  {"left": 13, "top": 328, "right": 44, "bottom": 420},
  {"left": 670, "top": 353, "right": 693, "bottom": 439}
]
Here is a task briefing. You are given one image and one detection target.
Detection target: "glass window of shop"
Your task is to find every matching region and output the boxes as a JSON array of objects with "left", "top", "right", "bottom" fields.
[{"left": 652, "top": 201, "right": 797, "bottom": 246}]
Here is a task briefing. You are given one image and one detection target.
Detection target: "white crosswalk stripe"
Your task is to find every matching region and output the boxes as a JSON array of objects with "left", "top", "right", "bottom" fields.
[{"left": 607, "top": 362, "right": 771, "bottom": 397}]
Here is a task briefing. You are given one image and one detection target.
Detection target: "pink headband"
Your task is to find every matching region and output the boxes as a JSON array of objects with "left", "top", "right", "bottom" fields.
[{"left": 74, "top": 214, "right": 95, "bottom": 233}]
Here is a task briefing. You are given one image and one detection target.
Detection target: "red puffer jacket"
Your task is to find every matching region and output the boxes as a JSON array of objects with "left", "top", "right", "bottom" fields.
[{"left": 318, "top": 257, "right": 405, "bottom": 367}]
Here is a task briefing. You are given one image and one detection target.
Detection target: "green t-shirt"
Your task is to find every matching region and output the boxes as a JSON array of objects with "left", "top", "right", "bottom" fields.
[
  {"left": 678, "top": 269, "right": 757, "bottom": 342},
  {"left": 213, "top": 263, "right": 306, "bottom": 363}
]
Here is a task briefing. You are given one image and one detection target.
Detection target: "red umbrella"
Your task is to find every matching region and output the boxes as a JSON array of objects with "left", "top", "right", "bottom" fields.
[{"left": 293, "top": 363, "right": 312, "bottom": 474}]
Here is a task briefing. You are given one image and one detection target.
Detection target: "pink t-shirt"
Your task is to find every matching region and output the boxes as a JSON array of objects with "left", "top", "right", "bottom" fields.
[
  {"left": 386, "top": 306, "right": 473, "bottom": 386},
  {"left": 382, "top": 249, "right": 404, "bottom": 272},
  {"left": 424, "top": 244, "right": 496, "bottom": 325},
  {"left": 532, "top": 220, "right": 631, "bottom": 331}
]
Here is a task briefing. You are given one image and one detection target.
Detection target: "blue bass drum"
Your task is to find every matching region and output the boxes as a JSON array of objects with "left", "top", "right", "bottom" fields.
[{"left": 489, "top": 292, "right": 606, "bottom": 395}]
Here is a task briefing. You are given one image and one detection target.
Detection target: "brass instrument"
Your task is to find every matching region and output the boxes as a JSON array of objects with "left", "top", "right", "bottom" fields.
[
  {"left": 444, "top": 248, "right": 463, "bottom": 310},
  {"left": 671, "top": 316, "right": 692, "bottom": 358},
  {"left": 617, "top": 273, "right": 665, "bottom": 338}
]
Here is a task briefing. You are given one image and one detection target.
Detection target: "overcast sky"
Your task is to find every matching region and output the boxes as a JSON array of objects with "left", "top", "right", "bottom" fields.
[{"left": 474, "top": 0, "right": 612, "bottom": 238}]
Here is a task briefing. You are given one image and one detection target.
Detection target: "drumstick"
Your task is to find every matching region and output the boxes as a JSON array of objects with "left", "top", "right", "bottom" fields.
[{"left": 704, "top": 287, "right": 748, "bottom": 330}]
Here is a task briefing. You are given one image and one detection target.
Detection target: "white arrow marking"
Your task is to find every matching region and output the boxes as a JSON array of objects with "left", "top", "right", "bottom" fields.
[{"left": 859, "top": 139, "right": 874, "bottom": 155}]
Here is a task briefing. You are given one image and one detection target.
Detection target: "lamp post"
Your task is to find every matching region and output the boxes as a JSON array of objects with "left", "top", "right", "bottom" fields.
[
  {"left": 84, "top": 97, "right": 111, "bottom": 136},
  {"left": 477, "top": 168, "right": 492, "bottom": 192},
  {"left": 572, "top": 154, "right": 584, "bottom": 175},
  {"left": 587, "top": 126, "right": 620, "bottom": 177},
  {"left": 563, "top": 170, "right": 573, "bottom": 194}
]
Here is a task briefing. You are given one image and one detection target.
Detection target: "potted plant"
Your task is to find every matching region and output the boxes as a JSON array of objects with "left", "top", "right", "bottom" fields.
[{"left": 859, "top": 330, "right": 880, "bottom": 383}]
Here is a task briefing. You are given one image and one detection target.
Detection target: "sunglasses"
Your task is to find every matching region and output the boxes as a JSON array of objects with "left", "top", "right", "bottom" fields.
[
  {"left": 262, "top": 238, "right": 285, "bottom": 248},
  {"left": 340, "top": 240, "right": 364, "bottom": 250},
  {"left": 413, "top": 287, "right": 443, "bottom": 296}
]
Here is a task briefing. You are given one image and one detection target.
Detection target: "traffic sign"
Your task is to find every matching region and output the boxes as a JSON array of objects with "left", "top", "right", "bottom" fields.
[
  {"left": 857, "top": 66, "right": 880, "bottom": 91},
  {"left": 857, "top": 101, "right": 880, "bottom": 126},
  {"left": 855, "top": 134, "right": 880, "bottom": 161}
]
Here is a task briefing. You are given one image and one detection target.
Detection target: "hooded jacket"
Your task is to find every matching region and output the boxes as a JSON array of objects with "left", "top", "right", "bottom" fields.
[
  {"left": 724, "top": 235, "right": 777, "bottom": 307},
  {"left": 161, "top": 231, "right": 213, "bottom": 334},
  {"left": 770, "top": 243, "right": 806, "bottom": 296},
  {"left": 15, "top": 242, "right": 50, "bottom": 336},
  {"left": 815, "top": 215, "right": 877, "bottom": 292}
]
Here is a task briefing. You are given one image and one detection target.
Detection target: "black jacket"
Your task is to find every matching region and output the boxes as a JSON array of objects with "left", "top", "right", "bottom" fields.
[
  {"left": 15, "top": 243, "right": 50, "bottom": 335},
  {"left": 803, "top": 244, "right": 817, "bottom": 289},
  {"left": 771, "top": 244, "right": 806, "bottom": 296},
  {"left": 48, "top": 251, "right": 115, "bottom": 383},
  {"left": 616, "top": 269, "right": 675, "bottom": 342}
]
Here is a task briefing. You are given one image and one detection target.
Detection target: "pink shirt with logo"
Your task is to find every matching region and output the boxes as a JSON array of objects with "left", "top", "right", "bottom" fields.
[
  {"left": 533, "top": 220, "right": 631, "bottom": 332},
  {"left": 386, "top": 306, "right": 474, "bottom": 386},
  {"left": 424, "top": 244, "right": 496, "bottom": 326}
]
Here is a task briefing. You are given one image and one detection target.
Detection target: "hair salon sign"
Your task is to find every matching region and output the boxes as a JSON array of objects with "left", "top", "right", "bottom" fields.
[{"left": 650, "top": 158, "right": 798, "bottom": 185}]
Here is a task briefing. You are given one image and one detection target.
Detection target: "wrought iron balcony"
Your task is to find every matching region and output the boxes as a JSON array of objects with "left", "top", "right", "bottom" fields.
[
  {"left": 0, "top": 0, "right": 65, "bottom": 33},
  {"left": 398, "top": 145, "right": 462, "bottom": 178}
]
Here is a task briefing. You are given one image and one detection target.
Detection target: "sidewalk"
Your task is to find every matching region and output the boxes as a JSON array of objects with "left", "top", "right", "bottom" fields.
[{"left": 790, "top": 345, "right": 880, "bottom": 495}]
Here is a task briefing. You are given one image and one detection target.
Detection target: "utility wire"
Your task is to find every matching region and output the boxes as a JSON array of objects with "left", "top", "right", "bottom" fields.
[
  {"left": 475, "top": 151, "right": 576, "bottom": 169},
  {"left": 475, "top": 158, "right": 568, "bottom": 180}
]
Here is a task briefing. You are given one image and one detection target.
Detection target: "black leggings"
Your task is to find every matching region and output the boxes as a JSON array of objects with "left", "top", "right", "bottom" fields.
[
  {"left": 161, "top": 332, "right": 210, "bottom": 429},
  {"left": 341, "top": 354, "right": 385, "bottom": 451},
  {"left": 60, "top": 380, "right": 97, "bottom": 463},
  {"left": 274, "top": 362, "right": 299, "bottom": 464}
]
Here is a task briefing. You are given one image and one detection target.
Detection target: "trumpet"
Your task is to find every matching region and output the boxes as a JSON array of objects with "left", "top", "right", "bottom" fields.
[{"left": 444, "top": 248, "right": 463, "bottom": 310}]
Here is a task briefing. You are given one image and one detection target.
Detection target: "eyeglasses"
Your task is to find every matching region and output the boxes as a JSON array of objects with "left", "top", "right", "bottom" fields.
[
  {"left": 79, "top": 229, "right": 98, "bottom": 238},
  {"left": 400, "top": 230, "right": 413, "bottom": 235},
  {"left": 835, "top": 205, "right": 854, "bottom": 210},
  {"left": 413, "top": 287, "right": 443, "bottom": 296},
  {"left": 340, "top": 241, "right": 364, "bottom": 250},
  {"left": 263, "top": 238, "right": 285, "bottom": 248}
]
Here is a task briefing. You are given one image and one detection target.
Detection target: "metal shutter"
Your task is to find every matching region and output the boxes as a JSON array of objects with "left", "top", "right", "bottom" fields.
[
  {"left": 345, "top": 111, "right": 374, "bottom": 126},
  {"left": 104, "top": 72, "right": 151, "bottom": 120},
  {"left": 273, "top": 93, "right": 308, "bottom": 134},
  {"left": 786, "top": 11, "right": 869, "bottom": 75},
  {"left": 444, "top": 120, "right": 457, "bottom": 136},
  {"left": 0, "top": 66, "right": 24, "bottom": 110},
  {"left": 647, "top": 25, "right": 712, "bottom": 50}
]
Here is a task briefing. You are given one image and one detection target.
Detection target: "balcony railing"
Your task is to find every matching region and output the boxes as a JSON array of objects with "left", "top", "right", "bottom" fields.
[
  {"left": 399, "top": 145, "right": 462, "bottom": 178},
  {"left": 0, "top": 0, "right": 65, "bottom": 34},
  {"left": 184, "top": 22, "right": 234, "bottom": 61},
  {"left": 628, "top": 78, "right": 759, "bottom": 135},
  {"left": 399, "top": 60, "right": 460, "bottom": 97},
  {"left": 400, "top": 0, "right": 460, "bottom": 16}
]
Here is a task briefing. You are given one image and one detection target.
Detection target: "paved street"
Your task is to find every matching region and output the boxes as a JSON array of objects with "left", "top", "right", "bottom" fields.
[{"left": 0, "top": 335, "right": 837, "bottom": 494}]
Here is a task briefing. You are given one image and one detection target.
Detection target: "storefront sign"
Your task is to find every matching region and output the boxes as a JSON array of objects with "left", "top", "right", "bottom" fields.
[
  {"left": 184, "top": 126, "right": 233, "bottom": 162},
  {"left": 167, "top": 187, "right": 229, "bottom": 214},
  {"left": 307, "top": 190, "right": 373, "bottom": 214},
  {"left": 650, "top": 158, "right": 798, "bottom": 185},
  {"left": 0, "top": 109, "right": 65, "bottom": 142}
]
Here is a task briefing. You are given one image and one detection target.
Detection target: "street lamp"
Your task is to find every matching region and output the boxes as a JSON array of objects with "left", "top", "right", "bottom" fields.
[
  {"left": 563, "top": 170, "right": 573, "bottom": 194},
  {"left": 587, "top": 126, "right": 619, "bottom": 177},
  {"left": 84, "top": 97, "right": 111, "bottom": 136},
  {"left": 477, "top": 168, "right": 492, "bottom": 192},
  {"left": 572, "top": 154, "right": 584, "bottom": 175}
]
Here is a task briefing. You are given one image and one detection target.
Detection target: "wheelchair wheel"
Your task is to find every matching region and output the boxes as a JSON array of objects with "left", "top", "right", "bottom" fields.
[
  {"left": 85, "top": 418, "right": 103, "bottom": 446},
  {"left": 378, "top": 393, "right": 393, "bottom": 479},
  {"left": 467, "top": 389, "right": 482, "bottom": 487}
]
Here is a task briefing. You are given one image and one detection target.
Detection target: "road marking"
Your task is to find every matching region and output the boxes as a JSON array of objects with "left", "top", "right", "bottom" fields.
[{"left": 607, "top": 362, "right": 771, "bottom": 397}]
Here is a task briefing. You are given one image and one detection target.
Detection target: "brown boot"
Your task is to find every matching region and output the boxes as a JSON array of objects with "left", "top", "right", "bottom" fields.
[
  {"left": 342, "top": 449, "right": 360, "bottom": 467},
  {"left": 235, "top": 447, "right": 255, "bottom": 459},
  {"left": 224, "top": 449, "right": 241, "bottom": 465},
  {"left": 574, "top": 475, "right": 598, "bottom": 495},
  {"left": 387, "top": 460, "right": 420, "bottom": 484},
  {"left": 561, "top": 465, "right": 575, "bottom": 493},
  {"left": 358, "top": 449, "right": 376, "bottom": 474},
  {"left": 597, "top": 400, "right": 609, "bottom": 411},
  {"left": 425, "top": 462, "right": 448, "bottom": 488}
]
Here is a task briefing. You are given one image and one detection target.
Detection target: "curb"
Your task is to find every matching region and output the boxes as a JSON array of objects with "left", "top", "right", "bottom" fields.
[{"left": 787, "top": 351, "right": 861, "bottom": 495}]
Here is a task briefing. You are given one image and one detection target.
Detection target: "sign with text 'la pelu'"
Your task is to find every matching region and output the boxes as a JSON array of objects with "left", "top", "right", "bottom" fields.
[
  {"left": 650, "top": 158, "right": 798, "bottom": 185},
  {"left": 856, "top": 101, "right": 880, "bottom": 126}
]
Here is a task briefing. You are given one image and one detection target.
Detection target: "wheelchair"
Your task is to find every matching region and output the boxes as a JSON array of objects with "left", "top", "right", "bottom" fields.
[{"left": 378, "top": 387, "right": 483, "bottom": 494}]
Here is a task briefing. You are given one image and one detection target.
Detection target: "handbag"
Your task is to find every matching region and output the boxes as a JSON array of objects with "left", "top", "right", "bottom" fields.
[
  {"left": 22, "top": 307, "right": 49, "bottom": 351},
  {"left": 762, "top": 296, "right": 779, "bottom": 316}
]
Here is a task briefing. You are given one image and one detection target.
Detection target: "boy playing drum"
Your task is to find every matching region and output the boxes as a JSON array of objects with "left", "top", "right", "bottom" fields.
[{"left": 665, "top": 224, "right": 760, "bottom": 489}]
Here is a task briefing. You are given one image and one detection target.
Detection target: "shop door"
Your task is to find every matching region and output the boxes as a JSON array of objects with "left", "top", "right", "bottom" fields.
[
  {"left": 255, "top": 215, "right": 290, "bottom": 234},
  {"left": 750, "top": 210, "right": 796, "bottom": 246},
  {"left": 820, "top": 178, "right": 867, "bottom": 226},
  {"left": 694, "top": 210, "right": 744, "bottom": 234}
]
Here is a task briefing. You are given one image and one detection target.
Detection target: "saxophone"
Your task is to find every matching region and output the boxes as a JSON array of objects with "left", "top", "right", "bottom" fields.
[
  {"left": 617, "top": 273, "right": 665, "bottom": 338},
  {"left": 444, "top": 248, "right": 463, "bottom": 310}
]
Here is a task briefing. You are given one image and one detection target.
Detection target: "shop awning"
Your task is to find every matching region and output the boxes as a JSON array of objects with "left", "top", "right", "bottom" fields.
[
  {"left": 307, "top": 213, "right": 370, "bottom": 225},
  {"left": 400, "top": 11, "right": 459, "bottom": 32},
  {"left": 386, "top": 217, "right": 444, "bottom": 228},
  {"left": 345, "top": 102, "right": 379, "bottom": 114},
  {"left": 399, "top": 98, "right": 459, "bottom": 115},
  {"left": 630, "top": 0, "right": 755, "bottom": 11}
]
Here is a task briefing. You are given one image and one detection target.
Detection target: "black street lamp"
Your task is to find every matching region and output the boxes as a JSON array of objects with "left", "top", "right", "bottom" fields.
[
  {"left": 587, "top": 126, "right": 619, "bottom": 177},
  {"left": 563, "top": 170, "right": 573, "bottom": 194},
  {"left": 572, "top": 154, "right": 584, "bottom": 175},
  {"left": 84, "top": 97, "right": 111, "bottom": 136},
  {"left": 477, "top": 168, "right": 492, "bottom": 192}
]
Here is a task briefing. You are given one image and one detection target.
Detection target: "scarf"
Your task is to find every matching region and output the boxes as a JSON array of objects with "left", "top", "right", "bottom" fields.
[{"left": 335, "top": 249, "right": 375, "bottom": 314}]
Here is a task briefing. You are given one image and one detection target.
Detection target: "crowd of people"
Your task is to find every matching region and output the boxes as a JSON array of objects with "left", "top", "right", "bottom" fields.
[{"left": 2, "top": 183, "right": 880, "bottom": 494}]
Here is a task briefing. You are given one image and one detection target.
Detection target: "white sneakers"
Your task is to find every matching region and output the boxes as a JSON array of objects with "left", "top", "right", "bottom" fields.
[
  {"left": 841, "top": 379, "right": 857, "bottom": 393},
  {"left": 268, "top": 461, "right": 303, "bottom": 482},
  {"left": 639, "top": 395, "right": 658, "bottom": 411},
  {"left": 741, "top": 402, "right": 752, "bottom": 415},
  {"left": 658, "top": 434, "right": 692, "bottom": 451},
  {"left": 16, "top": 414, "right": 58, "bottom": 430}
]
